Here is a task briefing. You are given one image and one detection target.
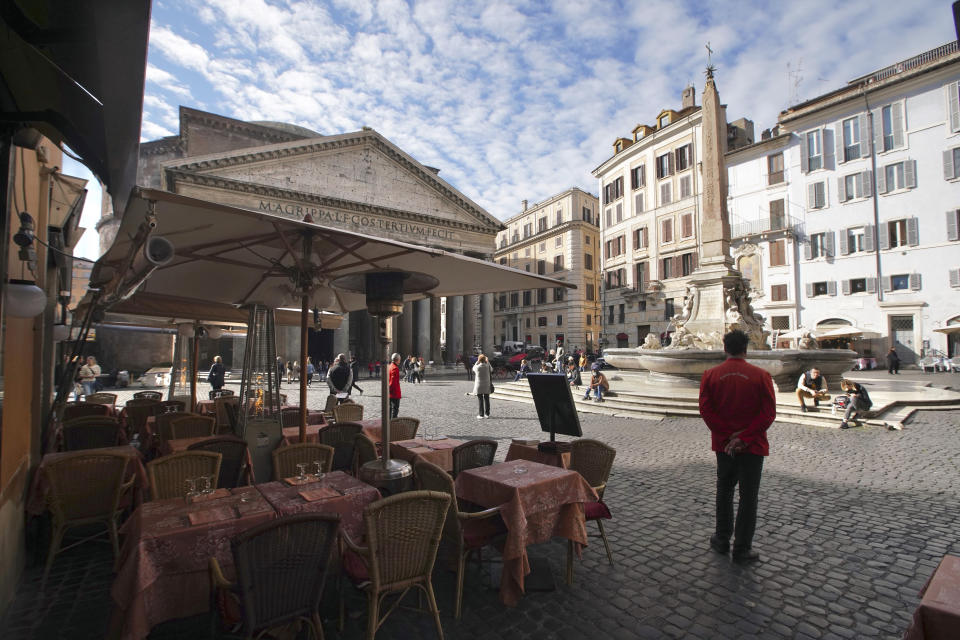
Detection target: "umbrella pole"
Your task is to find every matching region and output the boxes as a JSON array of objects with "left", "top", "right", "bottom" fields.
[
  {"left": 299, "top": 291, "right": 308, "bottom": 443},
  {"left": 379, "top": 317, "right": 390, "bottom": 467},
  {"left": 190, "top": 327, "right": 199, "bottom": 412}
]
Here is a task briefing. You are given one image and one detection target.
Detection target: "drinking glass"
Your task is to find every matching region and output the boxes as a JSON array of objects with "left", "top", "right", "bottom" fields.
[
  {"left": 296, "top": 463, "right": 307, "bottom": 481},
  {"left": 313, "top": 460, "right": 324, "bottom": 480},
  {"left": 184, "top": 477, "right": 198, "bottom": 502},
  {"left": 201, "top": 475, "right": 213, "bottom": 495},
  {"left": 513, "top": 465, "right": 527, "bottom": 475}
]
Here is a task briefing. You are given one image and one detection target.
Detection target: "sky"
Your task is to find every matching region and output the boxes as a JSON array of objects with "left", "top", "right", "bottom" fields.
[{"left": 71, "top": 0, "right": 954, "bottom": 259}]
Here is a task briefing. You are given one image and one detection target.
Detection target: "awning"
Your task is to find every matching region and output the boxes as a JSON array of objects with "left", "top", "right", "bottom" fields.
[
  {"left": 616, "top": 333, "right": 628, "bottom": 340},
  {"left": 777, "top": 328, "right": 814, "bottom": 339},
  {"left": 816, "top": 326, "right": 880, "bottom": 339},
  {"left": 933, "top": 325, "right": 960, "bottom": 335}
]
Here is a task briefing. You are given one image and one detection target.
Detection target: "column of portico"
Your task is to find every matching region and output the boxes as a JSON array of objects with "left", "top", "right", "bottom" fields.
[
  {"left": 480, "top": 293, "right": 495, "bottom": 357},
  {"left": 429, "top": 297, "right": 442, "bottom": 364},
  {"left": 463, "top": 294, "right": 477, "bottom": 357},
  {"left": 399, "top": 301, "right": 414, "bottom": 357},
  {"left": 414, "top": 299, "right": 431, "bottom": 358},
  {"left": 445, "top": 296, "right": 463, "bottom": 361},
  {"left": 332, "top": 315, "right": 350, "bottom": 358}
]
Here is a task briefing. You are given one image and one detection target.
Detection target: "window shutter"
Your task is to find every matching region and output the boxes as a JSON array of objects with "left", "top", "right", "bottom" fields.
[
  {"left": 909, "top": 273, "right": 922, "bottom": 291},
  {"left": 635, "top": 192, "right": 643, "bottom": 213},
  {"left": 823, "top": 127, "right": 835, "bottom": 169},
  {"left": 947, "top": 210, "right": 959, "bottom": 241},
  {"left": 861, "top": 170, "right": 872, "bottom": 198},
  {"left": 835, "top": 123, "right": 844, "bottom": 163},
  {"left": 944, "top": 149, "right": 955, "bottom": 181},
  {"left": 949, "top": 268, "right": 960, "bottom": 288},
  {"left": 673, "top": 255, "right": 682, "bottom": 275},
  {"left": 641, "top": 227, "right": 648, "bottom": 248},
  {"left": 866, "top": 277, "right": 877, "bottom": 293},
  {"left": 803, "top": 239, "right": 812, "bottom": 260},
  {"left": 859, "top": 114, "right": 870, "bottom": 158},
  {"left": 882, "top": 276, "right": 892, "bottom": 292},
  {"left": 801, "top": 139, "right": 809, "bottom": 173},
  {"left": 842, "top": 279, "right": 851, "bottom": 295},
  {"left": 805, "top": 282, "right": 814, "bottom": 298},
  {"left": 878, "top": 222, "right": 889, "bottom": 250},
  {"left": 616, "top": 203, "right": 622, "bottom": 222},
  {"left": 872, "top": 109, "right": 883, "bottom": 152},
  {"left": 667, "top": 153, "right": 674, "bottom": 175},
  {"left": 824, "top": 231, "right": 835, "bottom": 257},
  {"left": 892, "top": 102, "right": 904, "bottom": 148},
  {"left": 691, "top": 252, "right": 698, "bottom": 270},
  {"left": 864, "top": 225, "right": 875, "bottom": 251},
  {"left": 949, "top": 82, "right": 960, "bottom": 132},
  {"left": 630, "top": 170, "right": 637, "bottom": 190},
  {"left": 838, "top": 229, "right": 849, "bottom": 255},
  {"left": 904, "top": 159, "right": 916, "bottom": 189},
  {"left": 827, "top": 280, "right": 837, "bottom": 296},
  {"left": 876, "top": 166, "right": 886, "bottom": 194},
  {"left": 837, "top": 177, "right": 846, "bottom": 202},
  {"left": 906, "top": 217, "right": 919, "bottom": 246},
  {"left": 807, "top": 183, "right": 817, "bottom": 208},
  {"left": 642, "top": 261, "right": 649, "bottom": 286}
]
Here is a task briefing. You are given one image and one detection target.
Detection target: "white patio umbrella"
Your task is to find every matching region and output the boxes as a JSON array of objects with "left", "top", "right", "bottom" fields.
[{"left": 816, "top": 326, "right": 879, "bottom": 339}]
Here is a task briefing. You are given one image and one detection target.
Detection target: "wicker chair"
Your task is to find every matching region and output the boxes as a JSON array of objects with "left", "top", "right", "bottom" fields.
[
  {"left": 209, "top": 514, "right": 340, "bottom": 640},
  {"left": 158, "top": 400, "right": 186, "bottom": 413},
  {"left": 84, "top": 392, "right": 117, "bottom": 407},
  {"left": 63, "top": 415, "right": 121, "bottom": 430},
  {"left": 187, "top": 436, "right": 250, "bottom": 488},
  {"left": 319, "top": 422, "right": 363, "bottom": 472},
  {"left": 154, "top": 411, "right": 194, "bottom": 443},
  {"left": 172, "top": 394, "right": 194, "bottom": 411},
  {"left": 352, "top": 434, "right": 378, "bottom": 476},
  {"left": 146, "top": 451, "right": 222, "bottom": 500},
  {"left": 566, "top": 438, "right": 617, "bottom": 585},
  {"left": 133, "top": 391, "right": 163, "bottom": 400},
  {"left": 332, "top": 403, "right": 363, "bottom": 424},
  {"left": 214, "top": 396, "right": 240, "bottom": 434},
  {"left": 280, "top": 407, "right": 302, "bottom": 428},
  {"left": 42, "top": 451, "right": 135, "bottom": 583},
  {"left": 62, "top": 421, "right": 122, "bottom": 451},
  {"left": 272, "top": 443, "right": 334, "bottom": 480},
  {"left": 388, "top": 417, "right": 419, "bottom": 442},
  {"left": 414, "top": 461, "right": 505, "bottom": 619},
  {"left": 169, "top": 415, "right": 216, "bottom": 440},
  {"left": 321, "top": 394, "right": 338, "bottom": 422},
  {"left": 124, "top": 399, "right": 160, "bottom": 439},
  {"left": 451, "top": 439, "right": 498, "bottom": 478},
  {"left": 62, "top": 402, "right": 111, "bottom": 422},
  {"left": 340, "top": 491, "right": 451, "bottom": 639}
]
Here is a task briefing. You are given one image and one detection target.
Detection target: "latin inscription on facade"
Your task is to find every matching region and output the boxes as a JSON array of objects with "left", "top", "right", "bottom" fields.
[{"left": 258, "top": 199, "right": 457, "bottom": 242}]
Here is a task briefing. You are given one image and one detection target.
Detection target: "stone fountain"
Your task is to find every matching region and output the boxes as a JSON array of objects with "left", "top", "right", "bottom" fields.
[{"left": 603, "top": 68, "right": 855, "bottom": 391}]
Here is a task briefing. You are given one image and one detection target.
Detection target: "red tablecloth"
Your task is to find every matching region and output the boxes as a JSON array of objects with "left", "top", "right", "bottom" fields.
[
  {"left": 389, "top": 438, "right": 464, "bottom": 472},
  {"left": 279, "top": 423, "right": 328, "bottom": 445},
  {"left": 903, "top": 554, "right": 960, "bottom": 640},
  {"left": 505, "top": 442, "right": 570, "bottom": 468},
  {"left": 454, "top": 459, "right": 596, "bottom": 606},
  {"left": 26, "top": 446, "right": 147, "bottom": 516},
  {"left": 255, "top": 472, "right": 380, "bottom": 539}
]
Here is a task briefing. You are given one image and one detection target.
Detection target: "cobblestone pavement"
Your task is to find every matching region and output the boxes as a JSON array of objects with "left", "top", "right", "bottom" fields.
[{"left": 4, "top": 378, "right": 959, "bottom": 639}]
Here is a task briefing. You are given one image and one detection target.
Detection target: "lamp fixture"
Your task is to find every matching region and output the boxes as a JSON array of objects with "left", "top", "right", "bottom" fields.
[{"left": 6, "top": 279, "right": 47, "bottom": 317}]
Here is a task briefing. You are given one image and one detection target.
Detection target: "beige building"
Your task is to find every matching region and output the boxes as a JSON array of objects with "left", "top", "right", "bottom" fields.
[
  {"left": 592, "top": 86, "right": 753, "bottom": 348},
  {"left": 493, "top": 188, "right": 601, "bottom": 352}
]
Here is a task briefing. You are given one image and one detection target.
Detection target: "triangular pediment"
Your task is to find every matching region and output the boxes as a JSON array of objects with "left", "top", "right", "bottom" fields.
[{"left": 161, "top": 130, "right": 501, "bottom": 232}]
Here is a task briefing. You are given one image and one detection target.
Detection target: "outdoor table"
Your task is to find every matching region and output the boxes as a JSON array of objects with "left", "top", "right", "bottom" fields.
[
  {"left": 158, "top": 436, "right": 257, "bottom": 484},
  {"left": 903, "top": 554, "right": 960, "bottom": 640},
  {"left": 109, "top": 486, "right": 274, "bottom": 640},
  {"left": 26, "top": 446, "right": 147, "bottom": 516},
  {"left": 454, "top": 459, "right": 596, "bottom": 606},
  {"left": 255, "top": 472, "right": 380, "bottom": 539},
  {"left": 279, "top": 423, "right": 328, "bottom": 445},
  {"left": 389, "top": 437, "right": 464, "bottom": 473},
  {"left": 505, "top": 442, "right": 570, "bottom": 468}
]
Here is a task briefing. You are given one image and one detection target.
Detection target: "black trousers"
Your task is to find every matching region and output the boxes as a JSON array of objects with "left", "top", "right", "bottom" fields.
[
  {"left": 477, "top": 394, "right": 490, "bottom": 416},
  {"left": 389, "top": 398, "right": 401, "bottom": 419},
  {"left": 715, "top": 452, "right": 764, "bottom": 552}
]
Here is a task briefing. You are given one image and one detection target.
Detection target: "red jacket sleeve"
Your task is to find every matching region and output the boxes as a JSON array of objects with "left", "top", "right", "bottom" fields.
[
  {"left": 736, "top": 370, "right": 776, "bottom": 448},
  {"left": 388, "top": 364, "right": 401, "bottom": 398}
]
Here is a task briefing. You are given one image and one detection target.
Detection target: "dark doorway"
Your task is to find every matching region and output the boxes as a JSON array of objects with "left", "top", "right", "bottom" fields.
[{"left": 308, "top": 328, "right": 333, "bottom": 366}]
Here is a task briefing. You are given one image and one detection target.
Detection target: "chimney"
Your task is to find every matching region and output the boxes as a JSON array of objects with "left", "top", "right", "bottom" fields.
[
  {"left": 681, "top": 85, "right": 696, "bottom": 109},
  {"left": 522, "top": 200, "right": 528, "bottom": 211}
]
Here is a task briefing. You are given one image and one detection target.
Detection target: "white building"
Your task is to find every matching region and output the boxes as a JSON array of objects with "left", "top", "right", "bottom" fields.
[{"left": 727, "top": 42, "right": 960, "bottom": 363}]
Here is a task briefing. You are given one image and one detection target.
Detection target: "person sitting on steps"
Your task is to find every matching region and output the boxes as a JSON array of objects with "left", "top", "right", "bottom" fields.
[
  {"left": 583, "top": 363, "right": 609, "bottom": 402},
  {"left": 838, "top": 379, "right": 872, "bottom": 429},
  {"left": 796, "top": 367, "right": 829, "bottom": 412}
]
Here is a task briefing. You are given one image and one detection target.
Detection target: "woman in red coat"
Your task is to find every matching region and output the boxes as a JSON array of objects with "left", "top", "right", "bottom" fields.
[{"left": 388, "top": 353, "right": 402, "bottom": 418}]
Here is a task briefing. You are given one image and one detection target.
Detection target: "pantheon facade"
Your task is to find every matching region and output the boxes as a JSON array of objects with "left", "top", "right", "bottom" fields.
[{"left": 103, "top": 106, "right": 502, "bottom": 365}]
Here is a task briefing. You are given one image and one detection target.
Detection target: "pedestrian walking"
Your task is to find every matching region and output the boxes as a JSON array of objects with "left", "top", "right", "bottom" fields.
[
  {"left": 305, "top": 357, "right": 315, "bottom": 386},
  {"left": 349, "top": 355, "right": 363, "bottom": 396},
  {"left": 699, "top": 330, "right": 777, "bottom": 564},
  {"left": 388, "top": 353, "right": 402, "bottom": 418},
  {"left": 207, "top": 356, "right": 225, "bottom": 392},
  {"left": 887, "top": 347, "right": 900, "bottom": 374},
  {"left": 78, "top": 356, "right": 101, "bottom": 397},
  {"left": 472, "top": 354, "right": 493, "bottom": 419}
]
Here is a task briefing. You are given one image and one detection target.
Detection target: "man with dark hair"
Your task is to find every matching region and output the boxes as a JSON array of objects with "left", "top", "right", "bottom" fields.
[
  {"left": 326, "top": 354, "right": 352, "bottom": 403},
  {"left": 699, "top": 329, "right": 777, "bottom": 564}
]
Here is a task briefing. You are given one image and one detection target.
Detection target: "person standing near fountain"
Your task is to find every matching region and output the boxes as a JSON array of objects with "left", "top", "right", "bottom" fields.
[{"left": 699, "top": 330, "right": 777, "bottom": 564}]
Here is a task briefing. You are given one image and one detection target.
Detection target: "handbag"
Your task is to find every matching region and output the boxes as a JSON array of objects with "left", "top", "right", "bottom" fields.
[{"left": 490, "top": 383, "right": 495, "bottom": 393}]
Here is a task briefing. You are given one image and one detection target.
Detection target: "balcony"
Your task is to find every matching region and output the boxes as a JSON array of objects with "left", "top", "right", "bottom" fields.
[
  {"left": 623, "top": 280, "right": 662, "bottom": 299},
  {"left": 731, "top": 215, "right": 804, "bottom": 240}
]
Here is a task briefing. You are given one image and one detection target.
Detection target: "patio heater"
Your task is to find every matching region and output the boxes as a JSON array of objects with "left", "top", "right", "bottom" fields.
[
  {"left": 238, "top": 304, "right": 283, "bottom": 480},
  {"left": 332, "top": 270, "right": 438, "bottom": 494}
]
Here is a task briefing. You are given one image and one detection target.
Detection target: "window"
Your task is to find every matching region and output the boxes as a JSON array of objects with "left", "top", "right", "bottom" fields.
[
  {"left": 660, "top": 182, "right": 672, "bottom": 205},
  {"left": 525, "top": 264, "right": 530, "bottom": 272},
  {"left": 890, "top": 274, "right": 910, "bottom": 291},
  {"left": 607, "top": 305, "right": 614, "bottom": 324},
  {"left": 604, "top": 235, "right": 625, "bottom": 259},
  {"left": 807, "top": 281, "right": 836, "bottom": 297},
  {"left": 681, "top": 252, "right": 695, "bottom": 276},
  {"left": 537, "top": 288, "right": 547, "bottom": 304},
  {"left": 656, "top": 152, "right": 673, "bottom": 179},
  {"left": 841, "top": 226, "right": 870, "bottom": 254},
  {"left": 807, "top": 181, "right": 826, "bottom": 209},
  {"left": 539, "top": 242, "right": 546, "bottom": 252},
  {"left": 499, "top": 257, "right": 506, "bottom": 265},
  {"left": 553, "top": 254, "right": 564, "bottom": 270},
  {"left": 675, "top": 144, "right": 692, "bottom": 171},
  {"left": 679, "top": 175, "right": 692, "bottom": 199},
  {"left": 509, "top": 292, "right": 519, "bottom": 307},
  {"left": 805, "top": 130, "right": 823, "bottom": 172},
  {"left": 603, "top": 176, "right": 624, "bottom": 203},
  {"left": 634, "top": 192, "right": 644, "bottom": 214},
  {"left": 944, "top": 147, "right": 960, "bottom": 180},
  {"left": 631, "top": 165, "right": 645, "bottom": 189},
  {"left": 635, "top": 261, "right": 648, "bottom": 290},
  {"left": 838, "top": 171, "right": 872, "bottom": 201},
  {"left": 524, "top": 247, "right": 531, "bottom": 257},
  {"left": 661, "top": 218, "right": 673, "bottom": 243},
  {"left": 538, "top": 316, "right": 547, "bottom": 327},
  {"left": 586, "top": 314, "right": 592, "bottom": 326},
  {"left": 769, "top": 199, "right": 785, "bottom": 230},
  {"left": 767, "top": 152, "right": 784, "bottom": 184},
  {"left": 660, "top": 257, "right": 673, "bottom": 279},
  {"left": 586, "top": 283, "right": 595, "bottom": 301},
  {"left": 605, "top": 268, "right": 625, "bottom": 289},
  {"left": 633, "top": 226, "right": 648, "bottom": 249},
  {"left": 771, "top": 284, "right": 788, "bottom": 301},
  {"left": 537, "top": 259, "right": 546, "bottom": 275},
  {"left": 681, "top": 213, "right": 693, "bottom": 238},
  {"left": 771, "top": 316, "right": 790, "bottom": 331},
  {"left": 842, "top": 116, "right": 861, "bottom": 161},
  {"left": 947, "top": 209, "right": 960, "bottom": 241},
  {"left": 882, "top": 218, "right": 919, "bottom": 249},
  {"left": 664, "top": 298, "right": 674, "bottom": 320},
  {"left": 605, "top": 207, "right": 612, "bottom": 227},
  {"left": 770, "top": 239, "right": 786, "bottom": 266},
  {"left": 554, "top": 287, "right": 565, "bottom": 302},
  {"left": 498, "top": 294, "right": 507, "bottom": 309},
  {"left": 523, "top": 223, "right": 532, "bottom": 237},
  {"left": 849, "top": 278, "right": 867, "bottom": 293},
  {"left": 585, "top": 234, "right": 591, "bottom": 245},
  {"left": 538, "top": 217, "right": 547, "bottom": 232},
  {"left": 878, "top": 160, "right": 916, "bottom": 193},
  {"left": 522, "top": 290, "right": 532, "bottom": 306},
  {"left": 806, "top": 232, "right": 834, "bottom": 259},
  {"left": 582, "top": 207, "right": 593, "bottom": 223},
  {"left": 556, "top": 210, "right": 563, "bottom": 225},
  {"left": 659, "top": 113, "right": 670, "bottom": 128},
  {"left": 616, "top": 203, "right": 623, "bottom": 223},
  {"left": 950, "top": 81, "right": 960, "bottom": 132},
  {"left": 525, "top": 318, "right": 531, "bottom": 328},
  {"left": 557, "top": 315, "right": 563, "bottom": 326},
  {"left": 618, "top": 304, "right": 625, "bottom": 323},
  {"left": 585, "top": 254, "right": 593, "bottom": 270},
  {"left": 555, "top": 236, "right": 562, "bottom": 247},
  {"left": 880, "top": 103, "right": 904, "bottom": 152}
]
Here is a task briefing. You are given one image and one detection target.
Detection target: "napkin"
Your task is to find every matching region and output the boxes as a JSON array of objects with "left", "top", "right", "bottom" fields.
[
  {"left": 188, "top": 506, "right": 236, "bottom": 526},
  {"left": 190, "top": 488, "right": 230, "bottom": 502},
  {"left": 284, "top": 476, "right": 318, "bottom": 486},
  {"left": 298, "top": 486, "right": 341, "bottom": 502}
]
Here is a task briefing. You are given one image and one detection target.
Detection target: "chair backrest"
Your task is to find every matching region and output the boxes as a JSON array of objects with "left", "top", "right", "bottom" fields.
[
  {"left": 169, "top": 415, "right": 216, "bottom": 440},
  {"left": 231, "top": 514, "right": 341, "bottom": 635},
  {"left": 322, "top": 394, "right": 338, "bottom": 415},
  {"left": 215, "top": 396, "right": 240, "bottom": 433},
  {"left": 224, "top": 402, "right": 240, "bottom": 433},
  {"left": 44, "top": 451, "right": 130, "bottom": 521},
  {"left": 569, "top": 439, "right": 616, "bottom": 493},
  {"left": 159, "top": 400, "right": 186, "bottom": 413},
  {"left": 133, "top": 391, "right": 163, "bottom": 400},
  {"left": 279, "top": 407, "right": 301, "bottom": 428},
  {"left": 124, "top": 399, "right": 161, "bottom": 436},
  {"left": 155, "top": 411, "right": 195, "bottom": 443},
  {"left": 413, "top": 460, "right": 462, "bottom": 542},
  {"left": 187, "top": 436, "right": 249, "bottom": 488},
  {"left": 353, "top": 434, "right": 377, "bottom": 474},
  {"left": 147, "top": 451, "right": 222, "bottom": 500},
  {"left": 271, "top": 443, "right": 334, "bottom": 480},
  {"left": 62, "top": 402, "right": 111, "bottom": 422},
  {"left": 63, "top": 415, "right": 120, "bottom": 430},
  {"left": 389, "top": 417, "right": 420, "bottom": 441},
  {"left": 84, "top": 392, "right": 117, "bottom": 406},
  {"left": 452, "top": 439, "right": 498, "bottom": 477},
  {"left": 318, "top": 422, "right": 363, "bottom": 472},
  {"left": 362, "top": 491, "right": 450, "bottom": 591},
  {"left": 62, "top": 422, "right": 121, "bottom": 451},
  {"left": 172, "top": 395, "right": 194, "bottom": 411},
  {"left": 333, "top": 403, "right": 363, "bottom": 424},
  {"left": 209, "top": 388, "right": 236, "bottom": 399}
]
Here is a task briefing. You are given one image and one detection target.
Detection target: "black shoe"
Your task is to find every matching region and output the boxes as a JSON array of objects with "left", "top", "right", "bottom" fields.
[
  {"left": 840, "top": 421, "right": 850, "bottom": 429},
  {"left": 732, "top": 549, "right": 760, "bottom": 563},
  {"left": 813, "top": 398, "right": 820, "bottom": 407},
  {"left": 800, "top": 405, "right": 808, "bottom": 413},
  {"left": 709, "top": 535, "right": 729, "bottom": 554}
]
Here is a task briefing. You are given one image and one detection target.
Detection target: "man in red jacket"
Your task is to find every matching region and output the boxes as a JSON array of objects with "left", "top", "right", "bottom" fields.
[
  {"left": 699, "top": 330, "right": 777, "bottom": 564},
  {"left": 388, "top": 352, "right": 402, "bottom": 419}
]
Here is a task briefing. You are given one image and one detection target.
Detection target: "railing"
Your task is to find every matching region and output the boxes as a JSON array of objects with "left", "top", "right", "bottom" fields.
[
  {"left": 731, "top": 215, "right": 804, "bottom": 239},
  {"left": 850, "top": 41, "right": 959, "bottom": 86}
]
